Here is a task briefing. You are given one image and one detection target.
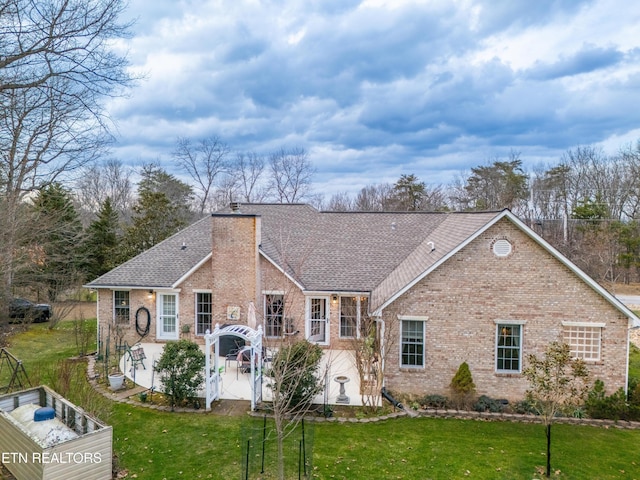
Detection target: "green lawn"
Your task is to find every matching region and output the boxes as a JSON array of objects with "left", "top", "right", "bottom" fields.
[
  {"left": 629, "top": 343, "right": 640, "bottom": 383},
  {"left": 109, "top": 405, "right": 640, "bottom": 480},
  {"left": 2, "top": 323, "right": 640, "bottom": 479}
]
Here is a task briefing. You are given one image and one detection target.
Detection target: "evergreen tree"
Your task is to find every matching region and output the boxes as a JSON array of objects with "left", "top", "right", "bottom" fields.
[
  {"left": 28, "top": 183, "right": 85, "bottom": 300},
  {"left": 84, "top": 198, "right": 120, "bottom": 280},
  {"left": 463, "top": 156, "right": 529, "bottom": 213},
  {"left": 119, "top": 165, "right": 194, "bottom": 262},
  {"left": 392, "top": 174, "right": 426, "bottom": 211}
]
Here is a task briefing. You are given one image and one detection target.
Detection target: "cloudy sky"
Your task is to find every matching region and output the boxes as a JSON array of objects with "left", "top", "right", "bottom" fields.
[{"left": 107, "top": 0, "right": 640, "bottom": 198}]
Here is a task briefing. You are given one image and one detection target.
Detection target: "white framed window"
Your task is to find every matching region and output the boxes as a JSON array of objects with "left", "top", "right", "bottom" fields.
[
  {"left": 339, "top": 296, "right": 370, "bottom": 339},
  {"left": 340, "top": 297, "right": 357, "bottom": 338},
  {"left": 264, "top": 294, "right": 284, "bottom": 337},
  {"left": 400, "top": 319, "right": 425, "bottom": 368},
  {"left": 495, "top": 322, "right": 523, "bottom": 372},
  {"left": 114, "top": 291, "right": 130, "bottom": 324},
  {"left": 562, "top": 322, "right": 604, "bottom": 361},
  {"left": 195, "top": 292, "right": 212, "bottom": 335}
]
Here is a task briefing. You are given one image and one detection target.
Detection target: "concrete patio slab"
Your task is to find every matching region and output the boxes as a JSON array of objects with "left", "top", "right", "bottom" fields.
[{"left": 120, "top": 343, "right": 366, "bottom": 407}]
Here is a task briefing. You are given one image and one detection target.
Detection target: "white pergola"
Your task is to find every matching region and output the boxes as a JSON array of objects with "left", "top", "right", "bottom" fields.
[{"left": 204, "top": 323, "right": 263, "bottom": 411}]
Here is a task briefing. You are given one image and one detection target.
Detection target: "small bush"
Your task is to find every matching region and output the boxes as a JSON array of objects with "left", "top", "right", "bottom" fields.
[
  {"left": 420, "top": 394, "right": 448, "bottom": 409},
  {"left": 155, "top": 340, "right": 205, "bottom": 411},
  {"left": 473, "top": 395, "right": 505, "bottom": 413},
  {"left": 584, "top": 380, "right": 629, "bottom": 420},
  {"left": 513, "top": 398, "right": 539, "bottom": 415},
  {"left": 449, "top": 362, "right": 476, "bottom": 409}
]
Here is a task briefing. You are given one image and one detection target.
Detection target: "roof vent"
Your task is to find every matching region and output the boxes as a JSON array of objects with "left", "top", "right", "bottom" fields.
[{"left": 492, "top": 239, "right": 512, "bottom": 257}]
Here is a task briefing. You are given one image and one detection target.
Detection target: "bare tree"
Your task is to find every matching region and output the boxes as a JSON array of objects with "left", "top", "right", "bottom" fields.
[
  {"left": 620, "top": 141, "right": 640, "bottom": 219},
  {"left": 325, "top": 191, "right": 353, "bottom": 211},
  {"left": 173, "top": 136, "right": 230, "bottom": 214},
  {"left": 0, "top": 0, "right": 134, "bottom": 295},
  {"left": 257, "top": 233, "right": 330, "bottom": 480},
  {"left": 267, "top": 339, "right": 324, "bottom": 480},
  {"left": 353, "top": 183, "right": 394, "bottom": 211},
  {"left": 268, "top": 147, "right": 315, "bottom": 203},
  {"left": 74, "top": 159, "right": 134, "bottom": 224},
  {"left": 232, "top": 152, "right": 269, "bottom": 202},
  {"left": 346, "top": 298, "right": 402, "bottom": 413}
]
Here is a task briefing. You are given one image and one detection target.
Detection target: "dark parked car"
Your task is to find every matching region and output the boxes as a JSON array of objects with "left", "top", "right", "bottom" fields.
[{"left": 9, "top": 298, "right": 52, "bottom": 323}]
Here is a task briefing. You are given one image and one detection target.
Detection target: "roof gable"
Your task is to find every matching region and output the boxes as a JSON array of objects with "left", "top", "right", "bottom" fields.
[{"left": 372, "top": 209, "right": 640, "bottom": 327}]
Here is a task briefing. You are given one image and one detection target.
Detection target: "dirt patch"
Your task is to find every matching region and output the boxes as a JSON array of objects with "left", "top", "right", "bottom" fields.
[{"left": 52, "top": 301, "right": 96, "bottom": 321}]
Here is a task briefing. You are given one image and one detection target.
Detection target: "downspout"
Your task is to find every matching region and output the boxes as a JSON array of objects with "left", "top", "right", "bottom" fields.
[
  {"left": 377, "top": 314, "right": 385, "bottom": 388},
  {"left": 626, "top": 323, "right": 635, "bottom": 395}
]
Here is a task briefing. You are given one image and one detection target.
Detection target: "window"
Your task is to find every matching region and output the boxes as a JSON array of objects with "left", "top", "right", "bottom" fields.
[
  {"left": 563, "top": 323, "right": 603, "bottom": 361},
  {"left": 496, "top": 324, "right": 522, "bottom": 372},
  {"left": 401, "top": 320, "right": 424, "bottom": 367},
  {"left": 340, "top": 296, "right": 370, "bottom": 338},
  {"left": 265, "top": 294, "right": 284, "bottom": 337},
  {"left": 359, "top": 298, "right": 374, "bottom": 338},
  {"left": 196, "top": 292, "right": 212, "bottom": 335},
  {"left": 340, "top": 297, "right": 357, "bottom": 338},
  {"left": 114, "top": 291, "right": 130, "bottom": 324}
]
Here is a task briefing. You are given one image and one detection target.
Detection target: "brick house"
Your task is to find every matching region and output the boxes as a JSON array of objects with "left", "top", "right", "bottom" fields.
[{"left": 86, "top": 203, "right": 640, "bottom": 401}]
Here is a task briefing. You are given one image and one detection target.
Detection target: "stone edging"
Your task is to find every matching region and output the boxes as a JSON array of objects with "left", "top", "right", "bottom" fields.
[
  {"left": 86, "top": 354, "right": 640, "bottom": 428},
  {"left": 86, "top": 354, "right": 210, "bottom": 414}
]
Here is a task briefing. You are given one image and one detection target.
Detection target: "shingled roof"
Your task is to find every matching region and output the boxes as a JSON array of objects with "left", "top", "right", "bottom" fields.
[
  {"left": 86, "top": 204, "right": 501, "bottom": 295},
  {"left": 85, "top": 216, "right": 213, "bottom": 289}
]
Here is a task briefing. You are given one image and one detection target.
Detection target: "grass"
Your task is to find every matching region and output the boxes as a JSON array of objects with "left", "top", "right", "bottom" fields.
[
  {"left": 2, "top": 320, "right": 91, "bottom": 364},
  {"left": 2, "top": 323, "right": 640, "bottom": 479},
  {"left": 108, "top": 404, "right": 640, "bottom": 479}
]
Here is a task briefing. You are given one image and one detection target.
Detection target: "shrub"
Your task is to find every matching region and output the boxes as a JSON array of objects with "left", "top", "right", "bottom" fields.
[
  {"left": 584, "top": 380, "right": 628, "bottom": 420},
  {"left": 473, "top": 395, "right": 505, "bottom": 413},
  {"left": 155, "top": 340, "right": 205, "bottom": 410},
  {"left": 449, "top": 362, "right": 476, "bottom": 409},
  {"left": 268, "top": 339, "right": 323, "bottom": 412},
  {"left": 513, "top": 398, "right": 538, "bottom": 415},
  {"left": 420, "top": 394, "right": 449, "bottom": 409}
]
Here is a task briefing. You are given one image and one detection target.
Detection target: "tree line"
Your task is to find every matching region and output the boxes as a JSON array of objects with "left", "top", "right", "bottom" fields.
[{"left": 325, "top": 144, "right": 640, "bottom": 285}]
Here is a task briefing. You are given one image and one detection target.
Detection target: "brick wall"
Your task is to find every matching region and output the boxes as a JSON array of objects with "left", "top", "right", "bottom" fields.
[
  {"left": 383, "top": 218, "right": 630, "bottom": 401},
  {"left": 177, "top": 259, "right": 214, "bottom": 344},
  {"left": 96, "top": 288, "right": 156, "bottom": 346}
]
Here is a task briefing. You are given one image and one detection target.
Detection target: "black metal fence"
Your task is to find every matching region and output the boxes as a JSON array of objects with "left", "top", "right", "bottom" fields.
[{"left": 241, "top": 415, "right": 314, "bottom": 480}]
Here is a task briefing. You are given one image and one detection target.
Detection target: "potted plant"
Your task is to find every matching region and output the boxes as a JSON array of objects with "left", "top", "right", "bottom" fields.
[{"left": 108, "top": 372, "right": 125, "bottom": 390}]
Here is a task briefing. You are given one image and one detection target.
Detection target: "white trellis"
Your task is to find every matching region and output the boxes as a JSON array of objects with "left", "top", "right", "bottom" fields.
[{"left": 204, "top": 323, "right": 263, "bottom": 411}]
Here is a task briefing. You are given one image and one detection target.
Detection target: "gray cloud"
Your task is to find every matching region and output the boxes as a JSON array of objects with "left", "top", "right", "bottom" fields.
[{"left": 108, "top": 0, "right": 640, "bottom": 197}]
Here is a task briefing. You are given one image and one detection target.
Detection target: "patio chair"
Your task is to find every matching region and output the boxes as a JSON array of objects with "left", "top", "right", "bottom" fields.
[
  {"left": 127, "top": 343, "right": 147, "bottom": 370},
  {"left": 236, "top": 347, "right": 254, "bottom": 378},
  {"left": 225, "top": 348, "right": 239, "bottom": 371}
]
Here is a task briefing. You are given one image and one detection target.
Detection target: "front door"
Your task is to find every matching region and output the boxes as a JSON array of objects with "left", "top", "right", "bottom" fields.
[
  {"left": 157, "top": 293, "right": 179, "bottom": 340},
  {"left": 307, "top": 297, "right": 329, "bottom": 345}
]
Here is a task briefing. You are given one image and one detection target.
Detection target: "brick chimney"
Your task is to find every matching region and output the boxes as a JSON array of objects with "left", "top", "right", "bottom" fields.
[{"left": 211, "top": 213, "right": 261, "bottom": 326}]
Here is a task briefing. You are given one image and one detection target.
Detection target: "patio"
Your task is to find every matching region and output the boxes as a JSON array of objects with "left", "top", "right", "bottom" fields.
[{"left": 119, "top": 343, "right": 365, "bottom": 407}]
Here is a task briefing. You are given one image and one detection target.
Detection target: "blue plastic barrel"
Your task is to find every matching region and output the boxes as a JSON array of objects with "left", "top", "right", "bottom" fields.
[{"left": 33, "top": 406, "right": 55, "bottom": 422}]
